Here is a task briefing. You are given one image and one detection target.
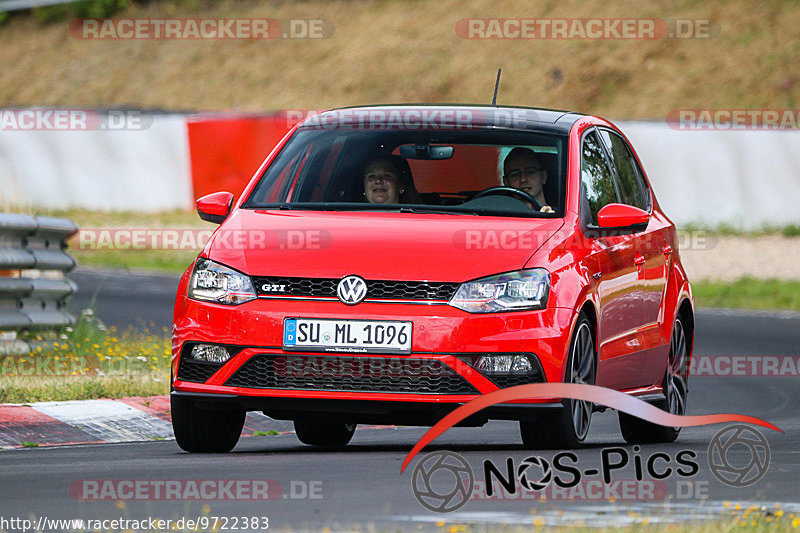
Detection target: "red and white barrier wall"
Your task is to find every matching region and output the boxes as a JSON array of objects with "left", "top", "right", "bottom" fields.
[
  {"left": 1, "top": 111, "right": 799, "bottom": 228},
  {"left": 0, "top": 114, "right": 194, "bottom": 211}
]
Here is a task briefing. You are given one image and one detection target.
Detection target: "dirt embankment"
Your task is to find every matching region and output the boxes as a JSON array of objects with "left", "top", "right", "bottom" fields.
[{"left": 0, "top": 0, "right": 798, "bottom": 117}]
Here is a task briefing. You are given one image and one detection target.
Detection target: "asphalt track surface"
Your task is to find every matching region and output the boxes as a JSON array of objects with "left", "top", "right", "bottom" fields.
[{"left": 2, "top": 268, "right": 798, "bottom": 530}]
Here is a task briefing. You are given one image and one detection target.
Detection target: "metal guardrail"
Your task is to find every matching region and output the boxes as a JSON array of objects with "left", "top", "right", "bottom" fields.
[{"left": 0, "top": 214, "right": 78, "bottom": 354}]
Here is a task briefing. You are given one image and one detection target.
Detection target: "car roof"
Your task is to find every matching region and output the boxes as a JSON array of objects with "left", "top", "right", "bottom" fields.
[{"left": 298, "top": 104, "right": 585, "bottom": 134}]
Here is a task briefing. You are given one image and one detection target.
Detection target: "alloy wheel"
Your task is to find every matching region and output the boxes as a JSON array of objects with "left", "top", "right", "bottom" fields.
[
  {"left": 569, "top": 322, "right": 595, "bottom": 441},
  {"left": 666, "top": 318, "right": 688, "bottom": 419}
]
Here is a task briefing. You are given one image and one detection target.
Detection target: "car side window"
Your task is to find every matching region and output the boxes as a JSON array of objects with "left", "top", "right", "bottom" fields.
[
  {"left": 581, "top": 130, "right": 619, "bottom": 225},
  {"left": 598, "top": 129, "right": 651, "bottom": 211}
]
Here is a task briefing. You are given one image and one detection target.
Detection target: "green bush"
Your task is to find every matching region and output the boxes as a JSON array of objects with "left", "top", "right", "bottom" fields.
[
  {"left": 32, "top": 4, "right": 72, "bottom": 23},
  {"left": 73, "top": 0, "right": 128, "bottom": 19},
  {"left": 32, "top": 0, "right": 127, "bottom": 24},
  {"left": 0, "top": 10, "right": 8, "bottom": 27},
  {"left": 782, "top": 224, "right": 800, "bottom": 237}
]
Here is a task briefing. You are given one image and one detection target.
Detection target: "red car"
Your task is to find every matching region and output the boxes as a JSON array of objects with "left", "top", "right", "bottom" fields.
[{"left": 170, "top": 105, "right": 693, "bottom": 452}]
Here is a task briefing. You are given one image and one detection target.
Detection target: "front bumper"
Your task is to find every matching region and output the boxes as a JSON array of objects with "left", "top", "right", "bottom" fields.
[
  {"left": 171, "top": 391, "right": 563, "bottom": 425},
  {"left": 172, "top": 297, "right": 577, "bottom": 417}
]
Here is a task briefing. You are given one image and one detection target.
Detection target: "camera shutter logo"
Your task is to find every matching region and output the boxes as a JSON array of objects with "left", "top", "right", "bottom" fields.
[
  {"left": 411, "top": 451, "right": 474, "bottom": 513},
  {"left": 708, "top": 424, "right": 770, "bottom": 487},
  {"left": 517, "top": 456, "right": 553, "bottom": 491},
  {"left": 337, "top": 275, "right": 368, "bottom": 305}
]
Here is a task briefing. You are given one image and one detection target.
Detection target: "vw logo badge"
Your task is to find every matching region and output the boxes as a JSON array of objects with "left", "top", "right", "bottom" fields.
[{"left": 337, "top": 275, "right": 368, "bottom": 305}]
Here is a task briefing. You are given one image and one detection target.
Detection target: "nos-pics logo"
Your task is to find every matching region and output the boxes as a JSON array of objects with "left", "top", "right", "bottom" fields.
[{"left": 411, "top": 424, "right": 770, "bottom": 513}]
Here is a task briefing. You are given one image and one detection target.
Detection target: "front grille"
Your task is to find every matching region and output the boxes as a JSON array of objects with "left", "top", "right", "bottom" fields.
[
  {"left": 177, "top": 358, "right": 222, "bottom": 383},
  {"left": 225, "top": 354, "right": 479, "bottom": 394},
  {"left": 253, "top": 276, "right": 460, "bottom": 301}
]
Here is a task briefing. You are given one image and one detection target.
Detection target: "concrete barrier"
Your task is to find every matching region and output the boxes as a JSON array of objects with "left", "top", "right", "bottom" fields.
[
  {"left": 0, "top": 113, "right": 192, "bottom": 211},
  {"left": 618, "top": 122, "right": 800, "bottom": 229}
]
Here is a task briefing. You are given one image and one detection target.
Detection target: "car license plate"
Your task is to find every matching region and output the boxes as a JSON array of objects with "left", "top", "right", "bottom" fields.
[{"left": 283, "top": 318, "right": 412, "bottom": 354}]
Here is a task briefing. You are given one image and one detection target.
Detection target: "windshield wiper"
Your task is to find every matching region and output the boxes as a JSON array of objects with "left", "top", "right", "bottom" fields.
[
  {"left": 253, "top": 203, "right": 547, "bottom": 217},
  {"left": 398, "top": 207, "right": 477, "bottom": 216}
]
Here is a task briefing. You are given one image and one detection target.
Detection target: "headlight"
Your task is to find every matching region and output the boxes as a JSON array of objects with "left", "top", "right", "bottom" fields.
[
  {"left": 449, "top": 269, "right": 549, "bottom": 313},
  {"left": 189, "top": 258, "right": 256, "bottom": 305}
]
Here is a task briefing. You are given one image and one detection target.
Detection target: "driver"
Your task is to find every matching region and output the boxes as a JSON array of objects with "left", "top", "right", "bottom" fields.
[{"left": 502, "top": 147, "right": 555, "bottom": 213}]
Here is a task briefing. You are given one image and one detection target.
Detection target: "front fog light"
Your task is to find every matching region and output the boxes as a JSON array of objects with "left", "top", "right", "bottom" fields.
[
  {"left": 191, "top": 344, "right": 231, "bottom": 364},
  {"left": 475, "top": 354, "right": 533, "bottom": 373}
]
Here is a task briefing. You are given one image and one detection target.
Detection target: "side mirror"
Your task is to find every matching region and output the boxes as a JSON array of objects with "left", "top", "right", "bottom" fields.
[
  {"left": 196, "top": 191, "right": 234, "bottom": 224},
  {"left": 596, "top": 203, "right": 650, "bottom": 234}
]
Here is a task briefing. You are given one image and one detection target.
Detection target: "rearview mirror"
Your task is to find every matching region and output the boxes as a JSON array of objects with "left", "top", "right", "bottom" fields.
[
  {"left": 196, "top": 191, "right": 234, "bottom": 224},
  {"left": 398, "top": 144, "right": 454, "bottom": 160},
  {"left": 596, "top": 203, "right": 650, "bottom": 234}
]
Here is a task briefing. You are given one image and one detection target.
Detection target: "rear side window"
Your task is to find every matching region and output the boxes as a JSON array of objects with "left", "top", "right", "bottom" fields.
[
  {"left": 580, "top": 131, "right": 618, "bottom": 225},
  {"left": 598, "top": 129, "right": 650, "bottom": 211}
]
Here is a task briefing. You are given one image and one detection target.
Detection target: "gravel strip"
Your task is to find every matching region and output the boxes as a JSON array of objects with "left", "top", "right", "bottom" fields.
[{"left": 679, "top": 235, "right": 800, "bottom": 281}]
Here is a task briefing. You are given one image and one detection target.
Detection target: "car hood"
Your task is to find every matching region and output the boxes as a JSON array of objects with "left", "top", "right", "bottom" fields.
[{"left": 203, "top": 209, "right": 565, "bottom": 282}]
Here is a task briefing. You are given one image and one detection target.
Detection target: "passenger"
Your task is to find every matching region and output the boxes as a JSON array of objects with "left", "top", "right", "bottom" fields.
[
  {"left": 363, "top": 155, "right": 421, "bottom": 204},
  {"left": 502, "top": 147, "right": 555, "bottom": 213}
]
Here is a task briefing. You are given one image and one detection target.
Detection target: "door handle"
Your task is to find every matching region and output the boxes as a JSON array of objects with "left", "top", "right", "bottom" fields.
[
  {"left": 633, "top": 253, "right": 645, "bottom": 267},
  {"left": 662, "top": 245, "right": 673, "bottom": 256}
]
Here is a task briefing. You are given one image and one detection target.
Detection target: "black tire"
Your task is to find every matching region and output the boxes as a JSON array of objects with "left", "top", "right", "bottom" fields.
[
  {"left": 294, "top": 416, "right": 356, "bottom": 446},
  {"left": 171, "top": 394, "right": 245, "bottom": 453},
  {"left": 619, "top": 317, "right": 689, "bottom": 444},
  {"left": 520, "top": 312, "right": 596, "bottom": 449}
]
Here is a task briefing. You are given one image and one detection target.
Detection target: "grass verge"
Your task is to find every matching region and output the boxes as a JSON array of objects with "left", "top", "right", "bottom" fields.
[
  {"left": 25, "top": 208, "right": 208, "bottom": 274},
  {"left": 680, "top": 223, "right": 800, "bottom": 238},
  {"left": 0, "top": 373, "right": 169, "bottom": 403},
  {"left": 692, "top": 277, "right": 800, "bottom": 312},
  {"left": 0, "top": 309, "right": 171, "bottom": 403},
  {"left": 450, "top": 511, "right": 800, "bottom": 531},
  {"left": 21, "top": 208, "right": 208, "bottom": 228},
  {"left": 70, "top": 248, "right": 196, "bottom": 274}
]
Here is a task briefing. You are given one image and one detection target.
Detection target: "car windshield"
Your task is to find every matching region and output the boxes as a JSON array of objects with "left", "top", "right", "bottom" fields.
[{"left": 244, "top": 128, "right": 567, "bottom": 218}]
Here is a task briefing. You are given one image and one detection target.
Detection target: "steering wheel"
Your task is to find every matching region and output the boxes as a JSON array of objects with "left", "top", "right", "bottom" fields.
[{"left": 471, "top": 186, "right": 543, "bottom": 211}]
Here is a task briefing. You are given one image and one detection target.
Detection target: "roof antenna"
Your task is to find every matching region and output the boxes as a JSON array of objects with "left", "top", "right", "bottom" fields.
[{"left": 491, "top": 68, "right": 502, "bottom": 106}]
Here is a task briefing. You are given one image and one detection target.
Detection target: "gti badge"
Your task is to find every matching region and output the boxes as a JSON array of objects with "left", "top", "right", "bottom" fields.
[{"left": 337, "top": 275, "right": 368, "bottom": 305}]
